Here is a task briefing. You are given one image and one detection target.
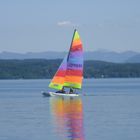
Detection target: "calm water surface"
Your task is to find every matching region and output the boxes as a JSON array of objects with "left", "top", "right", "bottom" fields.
[{"left": 0, "top": 78, "right": 140, "bottom": 140}]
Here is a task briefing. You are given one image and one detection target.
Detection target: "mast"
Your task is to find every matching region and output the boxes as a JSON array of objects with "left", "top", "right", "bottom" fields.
[{"left": 67, "top": 29, "right": 77, "bottom": 61}]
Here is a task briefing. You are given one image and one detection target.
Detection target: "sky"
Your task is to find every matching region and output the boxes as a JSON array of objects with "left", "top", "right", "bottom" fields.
[{"left": 0, "top": 0, "right": 140, "bottom": 53}]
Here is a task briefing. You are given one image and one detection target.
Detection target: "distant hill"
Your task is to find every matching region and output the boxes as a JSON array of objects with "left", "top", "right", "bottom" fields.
[
  {"left": 126, "top": 54, "right": 140, "bottom": 63},
  {"left": 84, "top": 50, "right": 139, "bottom": 63},
  {"left": 0, "top": 51, "right": 139, "bottom": 63},
  {"left": 0, "top": 51, "right": 66, "bottom": 60},
  {"left": 0, "top": 59, "right": 140, "bottom": 79}
]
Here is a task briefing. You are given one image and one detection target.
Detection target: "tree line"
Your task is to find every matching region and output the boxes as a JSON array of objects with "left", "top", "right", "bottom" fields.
[{"left": 0, "top": 59, "right": 140, "bottom": 79}]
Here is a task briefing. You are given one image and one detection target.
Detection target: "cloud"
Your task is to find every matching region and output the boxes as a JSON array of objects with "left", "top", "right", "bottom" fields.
[{"left": 57, "top": 21, "right": 79, "bottom": 27}]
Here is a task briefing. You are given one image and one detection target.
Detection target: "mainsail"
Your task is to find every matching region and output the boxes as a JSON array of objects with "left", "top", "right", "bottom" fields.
[{"left": 49, "top": 29, "right": 83, "bottom": 90}]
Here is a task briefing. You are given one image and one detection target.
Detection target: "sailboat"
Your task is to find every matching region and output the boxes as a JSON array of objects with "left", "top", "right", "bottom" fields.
[{"left": 43, "top": 29, "right": 83, "bottom": 97}]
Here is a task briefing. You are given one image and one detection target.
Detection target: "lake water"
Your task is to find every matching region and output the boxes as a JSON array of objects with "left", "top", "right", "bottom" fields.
[{"left": 0, "top": 78, "right": 140, "bottom": 140}]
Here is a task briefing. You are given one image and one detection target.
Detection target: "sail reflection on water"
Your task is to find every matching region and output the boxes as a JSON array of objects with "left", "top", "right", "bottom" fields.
[{"left": 50, "top": 97, "right": 85, "bottom": 140}]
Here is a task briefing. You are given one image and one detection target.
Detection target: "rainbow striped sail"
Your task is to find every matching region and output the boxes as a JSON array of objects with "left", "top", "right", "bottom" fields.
[{"left": 49, "top": 29, "right": 83, "bottom": 90}]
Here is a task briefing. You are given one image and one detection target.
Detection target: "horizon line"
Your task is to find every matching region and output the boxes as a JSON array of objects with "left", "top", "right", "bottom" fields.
[{"left": 0, "top": 49, "right": 139, "bottom": 54}]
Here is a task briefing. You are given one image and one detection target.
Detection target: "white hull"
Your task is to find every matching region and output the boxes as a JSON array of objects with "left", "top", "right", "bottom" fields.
[
  {"left": 42, "top": 92, "right": 79, "bottom": 97},
  {"left": 49, "top": 92, "right": 79, "bottom": 97}
]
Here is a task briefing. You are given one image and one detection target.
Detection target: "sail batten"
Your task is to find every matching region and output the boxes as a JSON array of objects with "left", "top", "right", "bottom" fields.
[{"left": 49, "top": 30, "right": 83, "bottom": 90}]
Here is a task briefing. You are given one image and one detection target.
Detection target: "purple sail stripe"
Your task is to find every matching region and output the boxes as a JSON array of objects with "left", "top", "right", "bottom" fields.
[
  {"left": 68, "top": 58, "right": 83, "bottom": 64},
  {"left": 56, "top": 56, "right": 67, "bottom": 71},
  {"left": 67, "top": 67, "right": 83, "bottom": 70},
  {"left": 59, "top": 64, "right": 67, "bottom": 70},
  {"left": 69, "top": 51, "right": 83, "bottom": 58},
  {"left": 67, "top": 63, "right": 83, "bottom": 70}
]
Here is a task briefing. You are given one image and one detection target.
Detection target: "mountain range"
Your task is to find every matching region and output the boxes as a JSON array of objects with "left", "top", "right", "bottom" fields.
[{"left": 0, "top": 50, "right": 140, "bottom": 63}]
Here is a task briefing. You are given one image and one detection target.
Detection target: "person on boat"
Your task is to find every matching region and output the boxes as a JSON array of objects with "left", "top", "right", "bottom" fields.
[
  {"left": 69, "top": 88, "right": 74, "bottom": 94},
  {"left": 56, "top": 87, "right": 65, "bottom": 93}
]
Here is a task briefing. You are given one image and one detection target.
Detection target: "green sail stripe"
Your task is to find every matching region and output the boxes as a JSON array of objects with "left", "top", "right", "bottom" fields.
[
  {"left": 73, "top": 31, "right": 80, "bottom": 40},
  {"left": 49, "top": 83, "right": 63, "bottom": 90},
  {"left": 63, "top": 82, "right": 82, "bottom": 89}
]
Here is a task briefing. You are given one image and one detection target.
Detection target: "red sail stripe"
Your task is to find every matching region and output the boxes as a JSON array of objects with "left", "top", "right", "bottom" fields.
[
  {"left": 55, "top": 69, "right": 83, "bottom": 77},
  {"left": 70, "top": 45, "right": 83, "bottom": 52},
  {"left": 66, "top": 69, "right": 83, "bottom": 76},
  {"left": 55, "top": 70, "right": 66, "bottom": 77}
]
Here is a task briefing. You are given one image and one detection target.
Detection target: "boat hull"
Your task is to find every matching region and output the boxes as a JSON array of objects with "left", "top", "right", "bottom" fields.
[
  {"left": 42, "top": 91, "right": 79, "bottom": 97},
  {"left": 42, "top": 92, "right": 51, "bottom": 97},
  {"left": 50, "top": 92, "right": 79, "bottom": 97}
]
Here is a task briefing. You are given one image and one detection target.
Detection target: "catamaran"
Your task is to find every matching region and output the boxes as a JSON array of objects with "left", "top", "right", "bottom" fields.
[{"left": 43, "top": 29, "right": 83, "bottom": 97}]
